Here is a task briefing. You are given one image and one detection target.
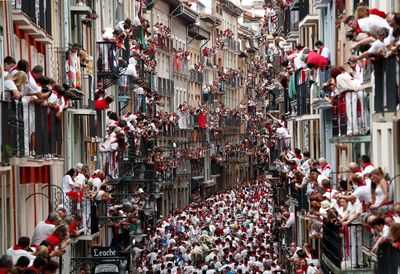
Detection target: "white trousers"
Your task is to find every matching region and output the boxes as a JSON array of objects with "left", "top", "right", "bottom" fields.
[{"left": 345, "top": 92, "right": 359, "bottom": 135}]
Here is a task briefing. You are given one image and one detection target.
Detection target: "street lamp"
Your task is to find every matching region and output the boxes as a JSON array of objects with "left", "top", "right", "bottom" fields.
[
  {"left": 142, "top": 197, "right": 153, "bottom": 216},
  {"left": 131, "top": 219, "right": 146, "bottom": 243}
]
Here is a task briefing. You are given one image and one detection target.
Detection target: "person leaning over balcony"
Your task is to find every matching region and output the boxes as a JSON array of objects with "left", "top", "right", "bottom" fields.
[
  {"left": 6, "top": 236, "right": 36, "bottom": 265},
  {"left": 369, "top": 168, "right": 390, "bottom": 211},
  {"left": 94, "top": 95, "right": 114, "bottom": 111},
  {"left": 344, "top": 10, "right": 393, "bottom": 46},
  {"left": 329, "top": 66, "right": 361, "bottom": 136},
  {"left": 3, "top": 56, "right": 16, "bottom": 78},
  {"left": 31, "top": 212, "right": 60, "bottom": 247},
  {"left": 370, "top": 217, "right": 392, "bottom": 253},
  {"left": 349, "top": 27, "right": 389, "bottom": 63},
  {"left": 43, "top": 225, "right": 71, "bottom": 254},
  {"left": 3, "top": 71, "right": 26, "bottom": 101}
]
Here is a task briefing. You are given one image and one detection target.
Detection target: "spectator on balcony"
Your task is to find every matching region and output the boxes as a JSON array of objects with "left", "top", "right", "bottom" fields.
[
  {"left": 3, "top": 56, "right": 16, "bottom": 78},
  {"left": 349, "top": 27, "right": 389, "bottom": 62},
  {"left": 62, "top": 168, "right": 82, "bottom": 213},
  {"left": 318, "top": 158, "right": 332, "bottom": 179},
  {"left": 359, "top": 154, "right": 375, "bottom": 177},
  {"left": 94, "top": 95, "right": 114, "bottom": 111},
  {"left": 369, "top": 168, "right": 390, "bottom": 211},
  {"left": 6, "top": 237, "right": 35, "bottom": 265},
  {"left": 329, "top": 65, "right": 361, "bottom": 136},
  {"left": 371, "top": 217, "right": 392, "bottom": 253},
  {"left": 340, "top": 194, "right": 363, "bottom": 268},
  {"left": 314, "top": 40, "right": 330, "bottom": 93},
  {"left": 31, "top": 212, "right": 60, "bottom": 246},
  {"left": 344, "top": 12, "right": 393, "bottom": 47},
  {"left": 3, "top": 71, "right": 26, "bottom": 101}
]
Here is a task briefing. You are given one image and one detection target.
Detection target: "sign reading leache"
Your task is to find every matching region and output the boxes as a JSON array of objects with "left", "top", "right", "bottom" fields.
[
  {"left": 91, "top": 247, "right": 121, "bottom": 274},
  {"left": 92, "top": 247, "right": 120, "bottom": 257}
]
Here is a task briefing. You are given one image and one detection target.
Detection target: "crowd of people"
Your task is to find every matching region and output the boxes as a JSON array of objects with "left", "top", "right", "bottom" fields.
[
  {"left": 131, "top": 178, "right": 321, "bottom": 274},
  {"left": 274, "top": 147, "right": 400, "bottom": 269}
]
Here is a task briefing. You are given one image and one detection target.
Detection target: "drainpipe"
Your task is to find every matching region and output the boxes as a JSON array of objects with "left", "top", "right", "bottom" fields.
[{"left": 6, "top": 1, "right": 15, "bottom": 57}]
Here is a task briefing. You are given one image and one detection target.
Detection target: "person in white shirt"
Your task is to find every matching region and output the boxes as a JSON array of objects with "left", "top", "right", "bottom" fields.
[
  {"left": 371, "top": 217, "right": 392, "bottom": 253},
  {"left": 6, "top": 237, "right": 36, "bottom": 265},
  {"left": 359, "top": 155, "right": 375, "bottom": 177},
  {"left": 74, "top": 163, "right": 87, "bottom": 187},
  {"left": 341, "top": 196, "right": 363, "bottom": 267},
  {"left": 318, "top": 158, "right": 332, "bottom": 179},
  {"left": 31, "top": 212, "right": 60, "bottom": 246}
]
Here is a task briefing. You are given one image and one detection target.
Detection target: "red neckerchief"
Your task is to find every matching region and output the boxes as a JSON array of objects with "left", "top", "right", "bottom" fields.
[
  {"left": 45, "top": 220, "right": 52, "bottom": 225},
  {"left": 13, "top": 245, "right": 25, "bottom": 250},
  {"left": 295, "top": 154, "right": 302, "bottom": 160},
  {"left": 29, "top": 71, "right": 37, "bottom": 81},
  {"left": 352, "top": 168, "right": 362, "bottom": 174},
  {"left": 325, "top": 188, "right": 331, "bottom": 193},
  {"left": 321, "top": 164, "right": 331, "bottom": 171},
  {"left": 362, "top": 162, "right": 373, "bottom": 169},
  {"left": 91, "top": 175, "right": 100, "bottom": 179},
  {"left": 354, "top": 21, "right": 362, "bottom": 35}
]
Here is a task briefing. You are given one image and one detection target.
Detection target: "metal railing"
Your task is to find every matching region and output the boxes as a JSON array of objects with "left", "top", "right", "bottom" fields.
[
  {"left": 13, "top": 0, "right": 52, "bottom": 34},
  {"left": 373, "top": 55, "right": 399, "bottom": 113},
  {"left": 332, "top": 90, "right": 370, "bottom": 137},
  {"left": 321, "top": 221, "right": 373, "bottom": 271},
  {"left": 0, "top": 100, "right": 63, "bottom": 163}
]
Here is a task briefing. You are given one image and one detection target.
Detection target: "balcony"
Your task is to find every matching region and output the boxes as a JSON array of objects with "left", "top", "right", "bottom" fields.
[
  {"left": 288, "top": 185, "right": 308, "bottom": 212},
  {"left": 69, "top": 0, "right": 93, "bottom": 15},
  {"left": 96, "top": 41, "right": 128, "bottom": 89},
  {"left": 219, "top": 0, "right": 243, "bottom": 17},
  {"left": 373, "top": 55, "right": 399, "bottom": 114},
  {"left": 12, "top": 0, "right": 52, "bottom": 43},
  {"left": 0, "top": 100, "right": 63, "bottom": 164},
  {"left": 313, "top": 0, "right": 331, "bottom": 9},
  {"left": 190, "top": 69, "right": 204, "bottom": 84},
  {"left": 153, "top": 76, "right": 174, "bottom": 97},
  {"left": 156, "top": 37, "right": 174, "bottom": 54},
  {"left": 321, "top": 222, "right": 374, "bottom": 273},
  {"left": 188, "top": 25, "right": 210, "bottom": 41},
  {"left": 170, "top": 4, "right": 198, "bottom": 24},
  {"left": 330, "top": 90, "right": 371, "bottom": 143},
  {"left": 219, "top": 117, "right": 241, "bottom": 129},
  {"left": 290, "top": 79, "right": 311, "bottom": 117},
  {"left": 226, "top": 77, "right": 240, "bottom": 89},
  {"left": 225, "top": 38, "right": 241, "bottom": 52},
  {"left": 173, "top": 55, "right": 190, "bottom": 76}
]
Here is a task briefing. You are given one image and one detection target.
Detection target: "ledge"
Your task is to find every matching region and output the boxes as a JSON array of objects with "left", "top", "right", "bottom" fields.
[
  {"left": 329, "top": 134, "right": 371, "bottom": 144},
  {"left": 66, "top": 108, "right": 97, "bottom": 116},
  {"left": 10, "top": 157, "right": 64, "bottom": 167},
  {"left": 70, "top": 5, "right": 92, "bottom": 14},
  {"left": 72, "top": 232, "right": 99, "bottom": 242},
  {"left": 12, "top": 12, "right": 52, "bottom": 44},
  {"left": 299, "top": 15, "right": 319, "bottom": 28}
]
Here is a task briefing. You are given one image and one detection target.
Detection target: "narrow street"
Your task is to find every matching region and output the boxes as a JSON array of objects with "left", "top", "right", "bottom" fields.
[
  {"left": 0, "top": 0, "right": 400, "bottom": 274},
  {"left": 132, "top": 178, "right": 287, "bottom": 273}
]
